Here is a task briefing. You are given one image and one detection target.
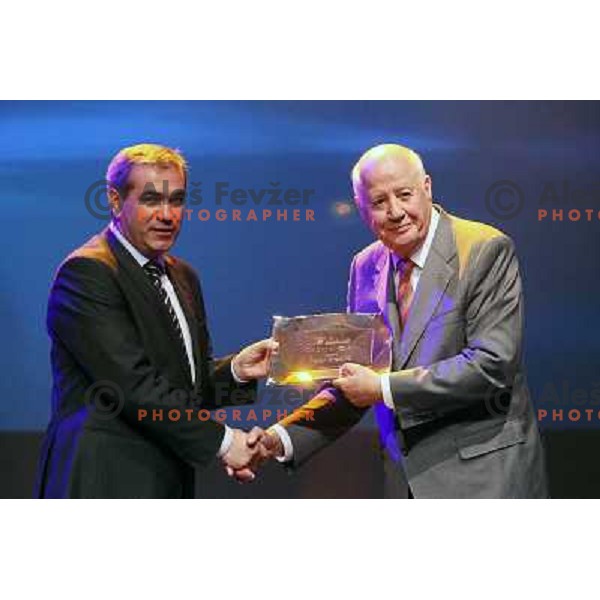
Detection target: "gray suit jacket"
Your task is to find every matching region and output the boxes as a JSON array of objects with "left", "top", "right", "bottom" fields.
[{"left": 280, "top": 205, "right": 548, "bottom": 498}]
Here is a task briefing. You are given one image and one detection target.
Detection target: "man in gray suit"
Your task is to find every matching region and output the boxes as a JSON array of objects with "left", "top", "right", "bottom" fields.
[{"left": 244, "top": 143, "right": 547, "bottom": 498}]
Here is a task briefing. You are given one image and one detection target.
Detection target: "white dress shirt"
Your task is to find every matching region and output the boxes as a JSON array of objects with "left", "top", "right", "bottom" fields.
[
  {"left": 271, "top": 206, "right": 441, "bottom": 462},
  {"left": 109, "top": 221, "right": 233, "bottom": 456}
]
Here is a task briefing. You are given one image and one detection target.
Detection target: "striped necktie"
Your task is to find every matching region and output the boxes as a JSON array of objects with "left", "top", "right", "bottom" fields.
[
  {"left": 396, "top": 257, "right": 415, "bottom": 327},
  {"left": 143, "top": 259, "right": 188, "bottom": 358}
]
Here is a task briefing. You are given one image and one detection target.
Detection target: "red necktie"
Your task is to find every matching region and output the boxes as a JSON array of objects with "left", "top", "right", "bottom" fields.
[{"left": 397, "top": 258, "right": 415, "bottom": 326}]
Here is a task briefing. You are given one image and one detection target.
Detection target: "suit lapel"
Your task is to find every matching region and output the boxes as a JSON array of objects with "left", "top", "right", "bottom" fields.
[
  {"left": 373, "top": 246, "right": 392, "bottom": 328},
  {"left": 164, "top": 257, "right": 201, "bottom": 388},
  {"left": 104, "top": 227, "right": 194, "bottom": 387},
  {"left": 104, "top": 227, "right": 158, "bottom": 308},
  {"left": 397, "top": 208, "right": 456, "bottom": 368},
  {"left": 371, "top": 247, "right": 408, "bottom": 370}
]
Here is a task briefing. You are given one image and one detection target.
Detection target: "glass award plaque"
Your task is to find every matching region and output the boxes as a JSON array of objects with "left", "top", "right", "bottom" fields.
[{"left": 267, "top": 312, "right": 392, "bottom": 385}]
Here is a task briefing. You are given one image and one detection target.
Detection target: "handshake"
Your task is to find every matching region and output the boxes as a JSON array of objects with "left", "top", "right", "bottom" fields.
[
  {"left": 219, "top": 334, "right": 384, "bottom": 483},
  {"left": 221, "top": 427, "right": 284, "bottom": 483}
]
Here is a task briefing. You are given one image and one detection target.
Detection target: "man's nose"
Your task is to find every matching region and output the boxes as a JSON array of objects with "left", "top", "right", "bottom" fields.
[
  {"left": 157, "top": 202, "right": 174, "bottom": 221},
  {"left": 387, "top": 196, "right": 405, "bottom": 220}
]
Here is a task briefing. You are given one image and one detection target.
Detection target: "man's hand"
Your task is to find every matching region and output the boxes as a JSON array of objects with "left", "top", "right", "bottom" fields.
[
  {"left": 225, "top": 427, "right": 284, "bottom": 483},
  {"left": 248, "top": 426, "right": 284, "bottom": 458},
  {"left": 332, "top": 363, "right": 382, "bottom": 408},
  {"left": 221, "top": 428, "right": 268, "bottom": 483},
  {"left": 232, "top": 338, "right": 278, "bottom": 381}
]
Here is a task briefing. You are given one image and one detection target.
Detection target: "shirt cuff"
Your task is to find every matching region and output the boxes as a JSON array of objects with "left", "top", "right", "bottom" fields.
[
  {"left": 269, "top": 424, "right": 294, "bottom": 462},
  {"left": 381, "top": 374, "right": 396, "bottom": 411},
  {"left": 217, "top": 425, "right": 233, "bottom": 457},
  {"left": 231, "top": 359, "right": 249, "bottom": 383}
]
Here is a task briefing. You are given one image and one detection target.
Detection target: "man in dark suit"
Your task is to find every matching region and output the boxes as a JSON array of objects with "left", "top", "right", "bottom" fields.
[
  {"left": 35, "top": 143, "right": 272, "bottom": 498},
  {"left": 245, "top": 143, "right": 547, "bottom": 498}
]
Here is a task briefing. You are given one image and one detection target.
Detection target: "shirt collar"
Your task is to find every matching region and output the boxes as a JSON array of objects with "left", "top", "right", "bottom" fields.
[
  {"left": 109, "top": 221, "right": 159, "bottom": 268},
  {"left": 391, "top": 205, "right": 440, "bottom": 271}
]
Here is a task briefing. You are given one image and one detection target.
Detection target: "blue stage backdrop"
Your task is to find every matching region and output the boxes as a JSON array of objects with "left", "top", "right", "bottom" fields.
[{"left": 1, "top": 101, "right": 600, "bottom": 434}]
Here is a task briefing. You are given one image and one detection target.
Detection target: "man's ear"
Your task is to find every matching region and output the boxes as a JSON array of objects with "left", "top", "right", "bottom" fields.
[
  {"left": 107, "top": 187, "right": 122, "bottom": 216},
  {"left": 424, "top": 173, "right": 433, "bottom": 197},
  {"left": 354, "top": 194, "right": 367, "bottom": 222}
]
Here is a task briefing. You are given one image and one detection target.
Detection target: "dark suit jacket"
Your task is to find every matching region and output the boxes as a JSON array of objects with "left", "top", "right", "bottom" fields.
[
  {"left": 35, "top": 227, "right": 255, "bottom": 498},
  {"left": 279, "top": 206, "right": 548, "bottom": 498}
]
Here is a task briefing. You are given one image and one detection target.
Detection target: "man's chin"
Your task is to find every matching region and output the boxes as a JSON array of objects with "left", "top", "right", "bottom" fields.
[
  {"left": 382, "top": 233, "right": 418, "bottom": 255},
  {"left": 147, "top": 240, "right": 175, "bottom": 255},
  {"left": 148, "top": 232, "right": 178, "bottom": 252}
]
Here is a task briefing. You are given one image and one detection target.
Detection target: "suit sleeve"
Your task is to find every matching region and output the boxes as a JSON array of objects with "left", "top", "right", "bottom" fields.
[
  {"left": 47, "top": 256, "right": 227, "bottom": 468},
  {"left": 390, "top": 234, "right": 524, "bottom": 419},
  {"left": 279, "top": 254, "right": 368, "bottom": 467}
]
